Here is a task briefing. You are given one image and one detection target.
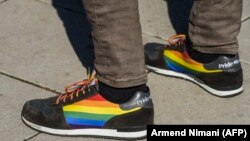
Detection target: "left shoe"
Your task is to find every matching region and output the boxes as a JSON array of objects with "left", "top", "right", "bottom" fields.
[
  {"left": 21, "top": 71, "right": 154, "bottom": 140},
  {"left": 145, "top": 34, "right": 243, "bottom": 97}
]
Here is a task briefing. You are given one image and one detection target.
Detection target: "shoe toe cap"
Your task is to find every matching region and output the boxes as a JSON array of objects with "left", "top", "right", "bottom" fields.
[
  {"left": 21, "top": 98, "right": 69, "bottom": 129},
  {"left": 21, "top": 99, "right": 47, "bottom": 125}
]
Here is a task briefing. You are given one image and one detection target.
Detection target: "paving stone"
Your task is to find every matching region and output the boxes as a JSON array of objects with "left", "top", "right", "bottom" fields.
[
  {"left": 139, "top": 0, "right": 193, "bottom": 38},
  {"left": 239, "top": 20, "right": 250, "bottom": 63},
  {"left": 243, "top": 0, "right": 250, "bottom": 21},
  {"left": 0, "top": 0, "right": 7, "bottom": 3},
  {"left": 0, "top": 0, "right": 92, "bottom": 91},
  {"left": 0, "top": 75, "right": 56, "bottom": 141}
]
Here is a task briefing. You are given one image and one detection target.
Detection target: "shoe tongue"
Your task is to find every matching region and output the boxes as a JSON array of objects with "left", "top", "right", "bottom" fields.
[
  {"left": 88, "top": 77, "right": 98, "bottom": 89},
  {"left": 90, "top": 79, "right": 97, "bottom": 86},
  {"left": 92, "top": 80, "right": 99, "bottom": 91}
]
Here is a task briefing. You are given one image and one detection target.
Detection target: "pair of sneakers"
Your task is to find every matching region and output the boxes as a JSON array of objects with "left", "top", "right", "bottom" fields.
[{"left": 21, "top": 34, "right": 243, "bottom": 140}]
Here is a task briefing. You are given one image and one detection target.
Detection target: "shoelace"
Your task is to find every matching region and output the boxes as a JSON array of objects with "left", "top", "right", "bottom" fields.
[
  {"left": 56, "top": 70, "right": 97, "bottom": 104},
  {"left": 167, "top": 34, "right": 186, "bottom": 46}
]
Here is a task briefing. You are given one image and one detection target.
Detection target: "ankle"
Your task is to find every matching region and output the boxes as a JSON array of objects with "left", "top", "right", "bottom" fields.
[
  {"left": 186, "top": 44, "right": 235, "bottom": 63},
  {"left": 99, "top": 82, "right": 148, "bottom": 104}
]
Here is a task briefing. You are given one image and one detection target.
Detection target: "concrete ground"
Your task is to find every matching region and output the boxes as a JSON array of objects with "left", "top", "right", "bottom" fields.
[{"left": 0, "top": 0, "right": 249, "bottom": 141}]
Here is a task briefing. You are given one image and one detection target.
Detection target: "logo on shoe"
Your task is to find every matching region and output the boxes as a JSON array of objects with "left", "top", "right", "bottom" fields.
[
  {"left": 218, "top": 59, "right": 240, "bottom": 69},
  {"left": 137, "top": 97, "right": 150, "bottom": 106}
]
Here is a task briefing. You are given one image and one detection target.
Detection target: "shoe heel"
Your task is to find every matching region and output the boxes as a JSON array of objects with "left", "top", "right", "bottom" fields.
[{"left": 104, "top": 108, "right": 154, "bottom": 130}]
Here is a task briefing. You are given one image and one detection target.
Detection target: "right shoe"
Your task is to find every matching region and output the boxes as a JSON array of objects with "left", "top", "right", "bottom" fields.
[
  {"left": 145, "top": 34, "right": 243, "bottom": 97},
  {"left": 21, "top": 71, "right": 154, "bottom": 140}
]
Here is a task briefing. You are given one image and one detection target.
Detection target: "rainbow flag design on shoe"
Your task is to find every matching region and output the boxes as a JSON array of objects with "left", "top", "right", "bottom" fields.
[
  {"left": 63, "top": 93, "right": 140, "bottom": 129},
  {"left": 164, "top": 50, "right": 222, "bottom": 75}
]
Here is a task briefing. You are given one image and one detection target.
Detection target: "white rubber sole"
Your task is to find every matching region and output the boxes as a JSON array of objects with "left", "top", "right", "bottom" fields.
[
  {"left": 146, "top": 65, "right": 243, "bottom": 97},
  {"left": 22, "top": 117, "right": 146, "bottom": 139}
]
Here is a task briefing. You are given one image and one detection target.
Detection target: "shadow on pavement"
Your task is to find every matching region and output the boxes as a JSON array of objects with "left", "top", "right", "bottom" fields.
[
  {"left": 144, "top": 0, "right": 193, "bottom": 58},
  {"left": 52, "top": 0, "right": 95, "bottom": 72},
  {"left": 166, "top": 0, "right": 193, "bottom": 34}
]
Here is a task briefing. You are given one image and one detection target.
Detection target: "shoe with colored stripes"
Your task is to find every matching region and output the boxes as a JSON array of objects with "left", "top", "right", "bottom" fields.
[
  {"left": 21, "top": 71, "right": 154, "bottom": 139},
  {"left": 145, "top": 34, "right": 243, "bottom": 97}
]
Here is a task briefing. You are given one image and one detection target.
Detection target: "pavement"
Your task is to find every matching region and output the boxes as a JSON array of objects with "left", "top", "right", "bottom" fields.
[{"left": 0, "top": 0, "right": 249, "bottom": 141}]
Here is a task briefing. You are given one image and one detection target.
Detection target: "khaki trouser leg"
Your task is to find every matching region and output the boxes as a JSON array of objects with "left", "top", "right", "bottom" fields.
[
  {"left": 189, "top": 0, "right": 243, "bottom": 54},
  {"left": 82, "top": 0, "right": 147, "bottom": 88}
]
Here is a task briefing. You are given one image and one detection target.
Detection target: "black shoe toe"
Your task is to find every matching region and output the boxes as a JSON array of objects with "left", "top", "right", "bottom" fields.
[{"left": 21, "top": 98, "right": 69, "bottom": 129}]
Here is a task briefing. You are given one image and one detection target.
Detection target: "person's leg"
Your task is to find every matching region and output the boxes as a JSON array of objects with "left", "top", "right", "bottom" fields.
[
  {"left": 83, "top": 0, "right": 148, "bottom": 104},
  {"left": 21, "top": 0, "right": 153, "bottom": 139},
  {"left": 83, "top": 0, "right": 147, "bottom": 88},
  {"left": 189, "top": 0, "right": 242, "bottom": 54},
  {"left": 145, "top": 0, "right": 243, "bottom": 96}
]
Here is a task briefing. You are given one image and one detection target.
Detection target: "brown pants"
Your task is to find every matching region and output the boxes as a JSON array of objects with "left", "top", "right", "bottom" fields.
[{"left": 82, "top": 0, "right": 242, "bottom": 88}]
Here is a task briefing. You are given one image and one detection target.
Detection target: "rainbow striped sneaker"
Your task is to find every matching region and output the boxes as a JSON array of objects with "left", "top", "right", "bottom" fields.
[
  {"left": 21, "top": 71, "right": 154, "bottom": 139},
  {"left": 145, "top": 34, "right": 243, "bottom": 97}
]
